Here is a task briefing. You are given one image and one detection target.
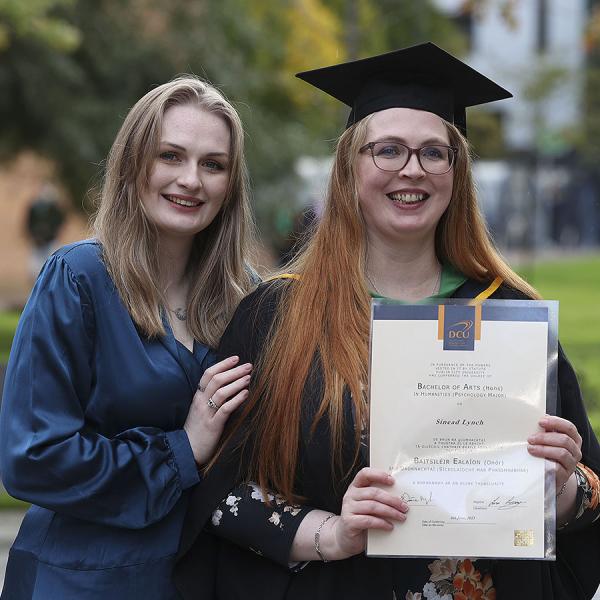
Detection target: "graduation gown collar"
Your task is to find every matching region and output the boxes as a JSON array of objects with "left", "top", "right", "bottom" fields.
[
  {"left": 453, "top": 276, "right": 503, "bottom": 301},
  {"left": 271, "top": 272, "right": 504, "bottom": 303}
]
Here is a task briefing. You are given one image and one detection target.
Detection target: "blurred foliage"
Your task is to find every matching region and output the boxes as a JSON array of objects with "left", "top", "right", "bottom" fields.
[
  {"left": 520, "top": 63, "right": 574, "bottom": 158},
  {"left": 521, "top": 64, "right": 570, "bottom": 104},
  {"left": 0, "top": 0, "right": 176, "bottom": 210},
  {"left": 282, "top": 0, "right": 344, "bottom": 106},
  {"left": 325, "top": 0, "right": 467, "bottom": 57},
  {"left": 579, "top": 2, "right": 600, "bottom": 170},
  {"left": 0, "top": 0, "right": 80, "bottom": 52},
  {"left": 7, "top": 0, "right": 595, "bottom": 243},
  {"left": 467, "top": 108, "right": 507, "bottom": 159},
  {"left": 0, "top": 0, "right": 466, "bottom": 242},
  {"left": 459, "top": 0, "right": 518, "bottom": 28},
  {"left": 372, "top": 0, "right": 467, "bottom": 56}
]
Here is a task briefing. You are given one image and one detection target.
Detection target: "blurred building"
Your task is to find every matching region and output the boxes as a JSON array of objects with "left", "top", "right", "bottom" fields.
[
  {"left": 436, "top": 0, "right": 586, "bottom": 150},
  {"left": 0, "top": 153, "right": 89, "bottom": 308},
  {"left": 295, "top": 156, "right": 333, "bottom": 217},
  {"left": 435, "top": 0, "right": 599, "bottom": 251}
]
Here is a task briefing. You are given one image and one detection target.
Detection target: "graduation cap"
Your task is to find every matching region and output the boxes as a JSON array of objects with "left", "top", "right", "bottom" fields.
[{"left": 296, "top": 42, "right": 512, "bottom": 136}]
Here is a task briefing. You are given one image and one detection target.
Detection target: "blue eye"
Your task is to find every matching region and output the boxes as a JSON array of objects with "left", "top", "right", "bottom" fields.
[
  {"left": 203, "top": 160, "right": 225, "bottom": 171},
  {"left": 375, "top": 144, "right": 403, "bottom": 158},
  {"left": 159, "top": 151, "right": 179, "bottom": 162},
  {"left": 421, "top": 146, "right": 445, "bottom": 161}
]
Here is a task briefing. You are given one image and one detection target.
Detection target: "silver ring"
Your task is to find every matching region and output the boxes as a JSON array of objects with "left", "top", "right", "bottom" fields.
[
  {"left": 207, "top": 396, "right": 218, "bottom": 410},
  {"left": 197, "top": 383, "right": 206, "bottom": 393}
]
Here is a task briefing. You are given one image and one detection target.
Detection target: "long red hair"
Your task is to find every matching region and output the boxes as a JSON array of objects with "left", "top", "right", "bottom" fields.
[{"left": 213, "top": 116, "right": 538, "bottom": 502}]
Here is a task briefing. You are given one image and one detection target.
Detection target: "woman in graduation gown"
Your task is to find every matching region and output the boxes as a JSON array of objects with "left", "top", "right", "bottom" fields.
[
  {"left": 0, "top": 76, "right": 256, "bottom": 599},
  {"left": 175, "top": 44, "right": 600, "bottom": 599}
]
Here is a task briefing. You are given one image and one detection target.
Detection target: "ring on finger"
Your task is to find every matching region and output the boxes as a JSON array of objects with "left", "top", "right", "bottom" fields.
[{"left": 207, "top": 396, "right": 219, "bottom": 410}]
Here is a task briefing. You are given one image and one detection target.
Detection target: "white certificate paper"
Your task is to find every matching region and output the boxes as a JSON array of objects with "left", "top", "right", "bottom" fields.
[{"left": 368, "top": 301, "right": 558, "bottom": 559}]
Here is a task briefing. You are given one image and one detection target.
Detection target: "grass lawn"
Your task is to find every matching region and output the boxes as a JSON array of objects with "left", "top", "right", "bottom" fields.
[
  {"left": 0, "top": 490, "right": 28, "bottom": 509},
  {"left": 0, "top": 311, "right": 20, "bottom": 364},
  {"left": 518, "top": 255, "right": 600, "bottom": 434}
]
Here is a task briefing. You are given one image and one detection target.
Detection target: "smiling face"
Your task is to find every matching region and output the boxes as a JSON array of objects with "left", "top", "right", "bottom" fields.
[
  {"left": 356, "top": 107, "right": 453, "bottom": 247},
  {"left": 141, "top": 103, "right": 231, "bottom": 242}
]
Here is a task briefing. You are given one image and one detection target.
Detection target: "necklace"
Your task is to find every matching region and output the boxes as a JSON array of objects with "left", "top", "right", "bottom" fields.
[
  {"left": 366, "top": 263, "right": 442, "bottom": 298},
  {"left": 366, "top": 271, "right": 383, "bottom": 295},
  {"left": 431, "top": 264, "right": 442, "bottom": 296},
  {"left": 169, "top": 307, "right": 187, "bottom": 321}
]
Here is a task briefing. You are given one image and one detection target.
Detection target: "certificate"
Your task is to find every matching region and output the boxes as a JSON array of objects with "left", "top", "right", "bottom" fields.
[{"left": 367, "top": 300, "right": 558, "bottom": 559}]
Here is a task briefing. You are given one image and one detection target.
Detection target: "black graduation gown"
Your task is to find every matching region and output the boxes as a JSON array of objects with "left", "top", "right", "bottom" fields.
[{"left": 175, "top": 279, "right": 600, "bottom": 600}]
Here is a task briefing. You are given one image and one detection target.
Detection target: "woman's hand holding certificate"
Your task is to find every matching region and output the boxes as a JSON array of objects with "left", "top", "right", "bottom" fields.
[
  {"left": 332, "top": 468, "right": 409, "bottom": 558},
  {"left": 368, "top": 299, "right": 563, "bottom": 559},
  {"left": 528, "top": 415, "right": 583, "bottom": 524},
  {"left": 528, "top": 415, "right": 582, "bottom": 488},
  {"left": 291, "top": 468, "right": 409, "bottom": 562}
]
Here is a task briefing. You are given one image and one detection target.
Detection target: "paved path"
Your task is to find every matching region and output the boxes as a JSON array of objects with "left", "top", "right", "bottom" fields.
[{"left": 0, "top": 509, "right": 24, "bottom": 589}]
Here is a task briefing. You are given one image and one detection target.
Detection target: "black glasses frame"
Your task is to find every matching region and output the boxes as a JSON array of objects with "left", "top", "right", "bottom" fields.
[{"left": 359, "top": 141, "right": 458, "bottom": 175}]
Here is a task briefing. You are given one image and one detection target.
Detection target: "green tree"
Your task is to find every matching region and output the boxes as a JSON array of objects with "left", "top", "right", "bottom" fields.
[
  {"left": 0, "top": 0, "right": 80, "bottom": 52},
  {"left": 1, "top": 1, "right": 342, "bottom": 211},
  {"left": 324, "top": 0, "right": 467, "bottom": 57},
  {"left": 0, "top": 0, "right": 470, "bottom": 244},
  {"left": 0, "top": 0, "right": 177, "bottom": 205}
]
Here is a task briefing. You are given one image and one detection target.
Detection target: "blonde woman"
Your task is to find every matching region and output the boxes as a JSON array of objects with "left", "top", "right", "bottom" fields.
[
  {"left": 176, "top": 45, "right": 600, "bottom": 600},
  {"left": 0, "top": 76, "right": 255, "bottom": 599}
]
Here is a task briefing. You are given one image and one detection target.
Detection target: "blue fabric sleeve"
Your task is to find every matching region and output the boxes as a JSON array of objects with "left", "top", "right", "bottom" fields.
[
  {"left": 166, "top": 430, "right": 202, "bottom": 490},
  {"left": 0, "top": 255, "right": 198, "bottom": 529}
]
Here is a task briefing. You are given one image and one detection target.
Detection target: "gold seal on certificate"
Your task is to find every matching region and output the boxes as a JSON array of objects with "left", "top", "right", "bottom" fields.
[{"left": 367, "top": 300, "right": 558, "bottom": 560}]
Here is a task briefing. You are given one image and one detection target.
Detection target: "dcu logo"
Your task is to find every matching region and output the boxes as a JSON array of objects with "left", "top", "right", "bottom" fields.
[
  {"left": 442, "top": 306, "right": 476, "bottom": 351},
  {"left": 448, "top": 320, "right": 473, "bottom": 339}
]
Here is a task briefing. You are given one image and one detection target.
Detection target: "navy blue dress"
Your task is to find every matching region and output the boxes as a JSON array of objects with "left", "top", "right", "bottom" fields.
[{"left": 0, "top": 240, "right": 213, "bottom": 599}]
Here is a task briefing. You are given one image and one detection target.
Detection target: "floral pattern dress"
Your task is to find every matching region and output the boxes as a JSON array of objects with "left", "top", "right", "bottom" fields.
[{"left": 403, "top": 558, "right": 495, "bottom": 600}]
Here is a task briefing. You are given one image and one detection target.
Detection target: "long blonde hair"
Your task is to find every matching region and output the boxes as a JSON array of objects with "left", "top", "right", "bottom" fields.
[
  {"left": 94, "top": 76, "right": 255, "bottom": 347},
  {"left": 218, "top": 115, "right": 538, "bottom": 502}
]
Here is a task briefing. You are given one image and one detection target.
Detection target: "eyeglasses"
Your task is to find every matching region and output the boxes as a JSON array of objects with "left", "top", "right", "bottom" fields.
[{"left": 359, "top": 141, "right": 457, "bottom": 175}]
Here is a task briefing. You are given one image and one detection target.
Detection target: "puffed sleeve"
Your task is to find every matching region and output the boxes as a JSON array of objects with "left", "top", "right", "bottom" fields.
[{"left": 0, "top": 254, "right": 198, "bottom": 529}]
